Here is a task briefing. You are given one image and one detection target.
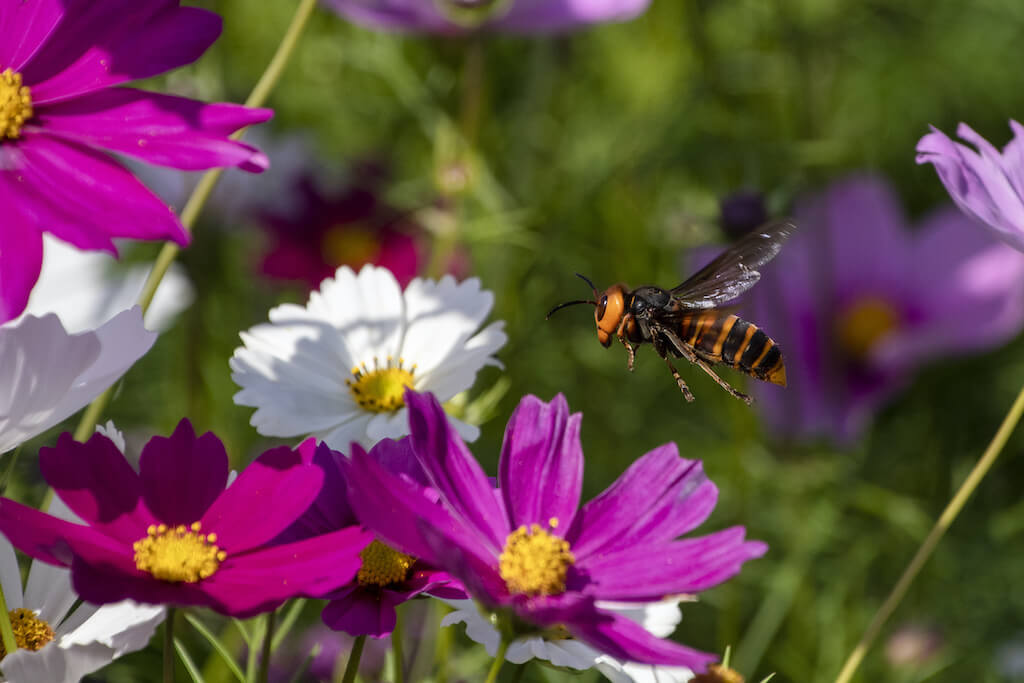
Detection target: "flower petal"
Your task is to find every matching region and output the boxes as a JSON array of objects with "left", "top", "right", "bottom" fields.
[
  {"left": 0, "top": 0, "right": 63, "bottom": 74},
  {"left": 497, "top": 0, "right": 652, "bottom": 33},
  {"left": 0, "top": 497, "right": 125, "bottom": 568},
  {"left": 498, "top": 394, "right": 582, "bottom": 532},
  {"left": 0, "top": 182, "right": 43, "bottom": 324},
  {"left": 321, "top": 586, "right": 403, "bottom": 638},
  {"left": 275, "top": 440, "right": 356, "bottom": 543}
]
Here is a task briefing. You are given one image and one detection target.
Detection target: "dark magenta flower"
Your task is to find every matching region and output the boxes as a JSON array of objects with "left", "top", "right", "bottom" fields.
[
  {"left": 917, "top": 121, "right": 1024, "bottom": 253},
  {"left": 0, "top": 0, "right": 273, "bottom": 323},
  {"left": 0, "top": 421, "right": 371, "bottom": 617},
  {"left": 323, "top": 0, "right": 651, "bottom": 34},
  {"left": 276, "top": 438, "right": 464, "bottom": 638},
  {"left": 745, "top": 174, "right": 1024, "bottom": 442},
  {"left": 344, "top": 390, "right": 766, "bottom": 670}
]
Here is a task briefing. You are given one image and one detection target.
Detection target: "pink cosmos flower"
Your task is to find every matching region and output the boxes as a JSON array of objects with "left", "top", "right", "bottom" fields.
[
  {"left": 0, "top": 0, "right": 273, "bottom": 323},
  {"left": 0, "top": 421, "right": 371, "bottom": 617}
]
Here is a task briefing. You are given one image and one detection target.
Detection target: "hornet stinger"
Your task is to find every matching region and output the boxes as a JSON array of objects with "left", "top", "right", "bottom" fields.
[{"left": 547, "top": 219, "right": 796, "bottom": 404}]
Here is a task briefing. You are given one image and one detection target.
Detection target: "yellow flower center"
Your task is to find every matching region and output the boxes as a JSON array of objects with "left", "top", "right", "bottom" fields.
[
  {"left": 0, "top": 68, "right": 33, "bottom": 140},
  {"left": 835, "top": 296, "right": 901, "bottom": 359},
  {"left": 357, "top": 540, "right": 416, "bottom": 587},
  {"left": 693, "top": 663, "right": 746, "bottom": 683},
  {"left": 321, "top": 224, "right": 380, "bottom": 268},
  {"left": 346, "top": 357, "right": 416, "bottom": 413},
  {"left": 0, "top": 609, "right": 55, "bottom": 659},
  {"left": 133, "top": 522, "right": 226, "bottom": 583},
  {"left": 499, "top": 519, "right": 575, "bottom": 597}
]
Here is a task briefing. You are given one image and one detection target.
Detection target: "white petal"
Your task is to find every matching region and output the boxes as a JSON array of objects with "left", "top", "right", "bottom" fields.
[
  {"left": 0, "top": 310, "right": 155, "bottom": 454},
  {"left": 94, "top": 420, "right": 126, "bottom": 454},
  {"left": 595, "top": 658, "right": 695, "bottom": 683},
  {"left": 596, "top": 599, "right": 689, "bottom": 639},
  {"left": 0, "top": 535, "right": 25, "bottom": 611}
]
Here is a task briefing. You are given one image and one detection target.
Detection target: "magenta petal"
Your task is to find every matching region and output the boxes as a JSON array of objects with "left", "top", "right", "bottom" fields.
[
  {"left": 26, "top": 4, "right": 221, "bottom": 104},
  {"left": 277, "top": 441, "right": 355, "bottom": 543},
  {"left": 415, "top": 517, "right": 508, "bottom": 608},
  {"left": 39, "top": 432, "right": 151, "bottom": 543},
  {"left": 498, "top": 394, "right": 583, "bottom": 532},
  {"left": 0, "top": 0, "right": 63, "bottom": 72},
  {"left": 405, "top": 390, "right": 508, "bottom": 551},
  {"left": 578, "top": 528, "right": 767, "bottom": 600},
  {"left": 0, "top": 190, "right": 43, "bottom": 323},
  {"left": 41, "top": 89, "right": 272, "bottom": 172},
  {"left": 567, "top": 446, "right": 716, "bottom": 558},
  {"left": 0, "top": 497, "right": 122, "bottom": 568},
  {"left": 71, "top": 556, "right": 216, "bottom": 610},
  {"left": 9, "top": 133, "right": 189, "bottom": 248},
  {"left": 202, "top": 449, "right": 324, "bottom": 552},
  {"left": 322, "top": 587, "right": 401, "bottom": 638},
  {"left": 496, "top": 0, "right": 652, "bottom": 32},
  {"left": 139, "top": 420, "right": 230, "bottom": 527}
]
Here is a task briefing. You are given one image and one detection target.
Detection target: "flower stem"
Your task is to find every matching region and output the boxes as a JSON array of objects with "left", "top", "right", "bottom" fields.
[
  {"left": 341, "top": 635, "right": 366, "bottom": 683},
  {"left": 69, "top": 0, "right": 318, "bottom": 442},
  {"left": 256, "top": 610, "right": 277, "bottom": 683},
  {"left": 483, "top": 637, "right": 510, "bottom": 683},
  {"left": 0, "top": 580, "right": 18, "bottom": 658},
  {"left": 164, "top": 607, "right": 176, "bottom": 683},
  {"left": 833, "top": 381, "right": 1024, "bottom": 683},
  {"left": 434, "top": 602, "right": 453, "bottom": 683},
  {"left": 391, "top": 607, "right": 404, "bottom": 683}
]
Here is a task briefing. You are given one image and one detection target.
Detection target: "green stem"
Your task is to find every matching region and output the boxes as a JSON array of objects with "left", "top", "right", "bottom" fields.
[
  {"left": 391, "top": 607, "right": 404, "bottom": 683},
  {"left": 483, "top": 637, "right": 510, "bottom": 683},
  {"left": 0, "top": 580, "right": 18, "bottom": 659},
  {"left": 434, "top": 602, "right": 453, "bottom": 683},
  {"left": 69, "top": 0, "right": 319, "bottom": 444},
  {"left": 340, "top": 635, "right": 366, "bottom": 683},
  {"left": 256, "top": 610, "right": 277, "bottom": 683},
  {"left": 833, "top": 381, "right": 1024, "bottom": 683},
  {"left": 163, "top": 607, "right": 176, "bottom": 683}
]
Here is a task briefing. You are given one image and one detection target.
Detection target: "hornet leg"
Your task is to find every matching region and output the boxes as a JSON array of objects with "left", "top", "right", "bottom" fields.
[
  {"left": 664, "top": 357, "right": 695, "bottom": 402},
  {"left": 659, "top": 325, "right": 752, "bottom": 405},
  {"left": 617, "top": 334, "right": 637, "bottom": 372}
]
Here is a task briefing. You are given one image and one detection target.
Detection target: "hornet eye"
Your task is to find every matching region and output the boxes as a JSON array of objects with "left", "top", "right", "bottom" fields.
[{"left": 596, "top": 295, "right": 608, "bottom": 320}]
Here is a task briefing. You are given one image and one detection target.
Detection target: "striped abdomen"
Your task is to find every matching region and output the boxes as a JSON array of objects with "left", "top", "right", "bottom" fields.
[{"left": 676, "top": 312, "right": 786, "bottom": 386}]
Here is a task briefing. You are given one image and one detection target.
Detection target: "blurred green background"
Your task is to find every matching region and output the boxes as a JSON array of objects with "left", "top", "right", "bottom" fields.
[{"left": 32, "top": 0, "right": 1024, "bottom": 681}]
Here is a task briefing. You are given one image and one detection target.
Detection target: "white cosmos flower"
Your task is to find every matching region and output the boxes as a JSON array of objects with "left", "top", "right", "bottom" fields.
[
  {"left": 230, "top": 265, "right": 507, "bottom": 449},
  {"left": 0, "top": 310, "right": 156, "bottom": 455},
  {"left": 441, "top": 599, "right": 696, "bottom": 682},
  {"left": 16, "top": 235, "right": 193, "bottom": 334},
  {"left": 0, "top": 496, "right": 164, "bottom": 683}
]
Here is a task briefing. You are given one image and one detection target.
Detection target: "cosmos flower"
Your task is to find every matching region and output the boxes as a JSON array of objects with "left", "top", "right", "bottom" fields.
[
  {"left": 230, "top": 264, "right": 506, "bottom": 449},
  {"left": 0, "top": 497, "right": 164, "bottom": 683},
  {"left": 343, "top": 390, "right": 766, "bottom": 670},
  {"left": 0, "top": 420, "right": 372, "bottom": 617},
  {"left": 0, "top": 0, "right": 272, "bottom": 323},
  {"left": 323, "top": 0, "right": 652, "bottom": 35},
  {"left": 0, "top": 308, "right": 155, "bottom": 455},
  {"left": 917, "top": 121, "right": 1024, "bottom": 252},
  {"left": 442, "top": 597, "right": 697, "bottom": 682},
  {"left": 274, "top": 437, "right": 464, "bottom": 638},
  {"left": 744, "top": 174, "right": 1024, "bottom": 442}
]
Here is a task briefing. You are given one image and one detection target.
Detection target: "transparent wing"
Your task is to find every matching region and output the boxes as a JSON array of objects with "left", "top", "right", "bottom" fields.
[{"left": 670, "top": 219, "right": 796, "bottom": 309}]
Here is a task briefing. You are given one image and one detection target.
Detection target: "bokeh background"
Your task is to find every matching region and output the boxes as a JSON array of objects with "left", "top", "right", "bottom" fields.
[{"left": 27, "top": 0, "right": 1024, "bottom": 680}]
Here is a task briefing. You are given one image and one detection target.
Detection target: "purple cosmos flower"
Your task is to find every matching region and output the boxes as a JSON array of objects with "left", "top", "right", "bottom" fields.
[
  {"left": 0, "top": 0, "right": 273, "bottom": 323},
  {"left": 744, "top": 174, "right": 1024, "bottom": 442},
  {"left": 323, "top": 0, "right": 651, "bottom": 35},
  {"left": 260, "top": 170, "right": 421, "bottom": 290},
  {"left": 917, "top": 121, "right": 1024, "bottom": 253},
  {"left": 275, "top": 437, "right": 464, "bottom": 638},
  {"left": 0, "top": 421, "right": 371, "bottom": 617},
  {"left": 343, "top": 390, "right": 766, "bottom": 670}
]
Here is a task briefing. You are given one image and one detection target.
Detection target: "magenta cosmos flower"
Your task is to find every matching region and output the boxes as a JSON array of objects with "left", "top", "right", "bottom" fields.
[
  {"left": 0, "top": 0, "right": 272, "bottom": 323},
  {"left": 0, "top": 421, "right": 371, "bottom": 617},
  {"left": 343, "top": 390, "right": 766, "bottom": 671},
  {"left": 323, "top": 0, "right": 651, "bottom": 34},
  {"left": 744, "top": 174, "right": 1024, "bottom": 442},
  {"left": 275, "top": 437, "right": 464, "bottom": 638},
  {"left": 917, "top": 121, "right": 1024, "bottom": 253}
]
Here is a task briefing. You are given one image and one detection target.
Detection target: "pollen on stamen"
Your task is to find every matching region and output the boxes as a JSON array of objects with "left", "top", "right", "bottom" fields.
[
  {"left": 0, "top": 608, "right": 55, "bottom": 659},
  {"left": 0, "top": 68, "right": 33, "bottom": 141},
  {"left": 357, "top": 540, "right": 415, "bottom": 587},
  {"left": 499, "top": 522, "right": 575, "bottom": 597},
  {"left": 133, "top": 521, "right": 226, "bottom": 583},
  {"left": 345, "top": 356, "right": 416, "bottom": 413}
]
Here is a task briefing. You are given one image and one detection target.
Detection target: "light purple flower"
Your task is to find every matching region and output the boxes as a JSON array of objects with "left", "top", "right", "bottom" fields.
[
  {"left": 917, "top": 121, "right": 1024, "bottom": 252},
  {"left": 745, "top": 174, "right": 1024, "bottom": 442},
  {"left": 276, "top": 438, "right": 464, "bottom": 638},
  {"left": 322, "top": 0, "right": 652, "bottom": 35},
  {"left": 0, "top": 421, "right": 371, "bottom": 617},
  {"left": 0, "top": 0, "right": 273, "bottom": 323},
  {"left": 344, "top": 389, "right": 766, "bottom": 671}
]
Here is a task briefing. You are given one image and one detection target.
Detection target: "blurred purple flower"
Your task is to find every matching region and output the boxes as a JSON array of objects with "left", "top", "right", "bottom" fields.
[
  {"left": 917, "top": 121, "right": 1024, "bottom": 252},
  {"left": 0, "top": 421, "right": 371, "bottom": 617},
  {"left": 0, "top": 0, "right": 273, "bottom": 323},
  {"left": 277, "top": 438, "right": 464, "bottom": 638},
  {"left": 719, "top": 190, "right": 769, "bottom": 241},
  {"left": 322, "top": 0, "right": 652, "bottom": 34},
  {"left": 746, "top": 174, "right": 1024, "bottom": 442},
  {"left": 344, "top": 390, "right": 766, "bottom": 671}
]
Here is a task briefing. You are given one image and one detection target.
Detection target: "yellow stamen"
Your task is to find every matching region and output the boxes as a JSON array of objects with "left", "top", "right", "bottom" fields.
[
  {"left": 835, "top": 296, "right": 901, "bottom": 359},
  {"left": 0, "top": 609, "right": 55, "bottom": 659},
  {"left": 357, "top": 540, "right": 415, "bottom": 587},
  {"left": 133, "top": 522, "right": 226, "bottom": 583},
  {"left": 693, "top": 663, "right": 745, "bottom": 683},
  {"left": 346, "top": 356, "right": 416, "bottom": 413},
  {"left": 321, "top": 224, "right": 379, "bottom": 268},
  {"left": 0, "top": 68, "right": 33, "bottom": 140},
  {"left": 499, "top": 520, "right": 574, "bottom": 596}
]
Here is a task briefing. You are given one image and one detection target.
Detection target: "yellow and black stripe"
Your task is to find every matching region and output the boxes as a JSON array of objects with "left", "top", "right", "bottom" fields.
[{"left": 676, "top": 312, "right": 786, "bottom": 386}]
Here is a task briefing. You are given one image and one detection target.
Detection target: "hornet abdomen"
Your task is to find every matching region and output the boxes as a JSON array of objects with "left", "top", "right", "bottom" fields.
[{"left": 676, "top": 312, "right": 786, "bottom": 386}]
